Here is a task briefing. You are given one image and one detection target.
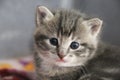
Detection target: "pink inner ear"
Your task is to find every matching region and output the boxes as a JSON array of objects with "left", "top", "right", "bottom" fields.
[
  {"left": 91, "top": 24, "right": 99, "bottom": 32},
  {"left": 40, "top": 11, "right": 46, "bottom": 18}
]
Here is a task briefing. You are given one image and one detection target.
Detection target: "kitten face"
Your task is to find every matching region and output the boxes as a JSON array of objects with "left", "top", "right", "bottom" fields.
[{"left": 34, "top": 6, "right": 103, "bottom": 67}]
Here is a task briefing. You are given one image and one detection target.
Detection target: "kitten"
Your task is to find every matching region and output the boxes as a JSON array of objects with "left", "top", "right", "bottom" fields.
[{"left": 34, "top": 6, "right": 120, "bottom": 80}]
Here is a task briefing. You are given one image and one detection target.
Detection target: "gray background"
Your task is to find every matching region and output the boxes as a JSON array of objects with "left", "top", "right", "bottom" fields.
[{"left": 0, "top": 0, "right": 120, "bottom": 58}]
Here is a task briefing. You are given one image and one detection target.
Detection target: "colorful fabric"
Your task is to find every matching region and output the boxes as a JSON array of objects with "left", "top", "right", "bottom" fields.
[
  {"left": 0, "top": 56, "right": 35, "bottom": 80},
  {"left": 0, "top": 56, "right": 34, "bottom": 72}
]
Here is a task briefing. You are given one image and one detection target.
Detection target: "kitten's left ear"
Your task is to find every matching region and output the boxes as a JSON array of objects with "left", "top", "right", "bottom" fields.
[
  {"left": 83, "top": 18, "right": 103, "bottom": 36},
  {"left": 36, "top": 6, "right": 54, "bottom": 27}
]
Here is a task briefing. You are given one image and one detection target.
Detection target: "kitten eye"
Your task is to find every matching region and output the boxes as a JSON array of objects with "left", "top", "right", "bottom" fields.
[
  {"left": 49, "top": 38, "right": 58, "bottom": 46},
  {"left": 70, "top": 42, "right": 79, "bottom": 49}
]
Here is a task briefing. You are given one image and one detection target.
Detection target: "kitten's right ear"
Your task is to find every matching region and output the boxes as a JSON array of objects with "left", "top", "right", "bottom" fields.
[
  {"left": 36, "top": 6, "right": 54, "bottom": 27},
  {"left": 82, "top": 18, "right": 103, "bottom": 37}
]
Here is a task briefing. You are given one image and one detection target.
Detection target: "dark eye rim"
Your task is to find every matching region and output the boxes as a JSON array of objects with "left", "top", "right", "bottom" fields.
[
  {"left": 70, "top": 41, "right": 80, "bottom": 49},
  {"left": 80, "top": 43, "right": 87, "bottom": 47},
  {"left": 49, "top": 37, "right": 58, "bottom": 46}
]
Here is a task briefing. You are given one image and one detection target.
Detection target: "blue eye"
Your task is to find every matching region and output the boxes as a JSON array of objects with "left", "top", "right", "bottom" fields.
[
  {"left": 50, "top": 38, "right": 58, "bottom": 46},
  {"left": 70, "top": 42, "right": 79, "bottom": 49}
]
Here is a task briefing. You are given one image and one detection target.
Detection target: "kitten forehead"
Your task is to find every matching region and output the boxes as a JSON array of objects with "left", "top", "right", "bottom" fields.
[
  {"left": 35, "top": 9, "right": 91, "bottom": 37},
  {"left": 51, "top": 10, "right": 90, "bottom": 37}
]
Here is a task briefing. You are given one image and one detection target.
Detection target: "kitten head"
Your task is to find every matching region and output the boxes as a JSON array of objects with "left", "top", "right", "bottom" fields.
[{"left": 34, "top": 6, "right": 103, "bottom": 67}]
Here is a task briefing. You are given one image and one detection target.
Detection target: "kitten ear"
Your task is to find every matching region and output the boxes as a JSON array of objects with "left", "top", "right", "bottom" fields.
[
  {"left": 83, "top": 18, "right": 103, "bottom": 36},
  {"left": 36, "top": 6, "right": 54, "bottom": 26}
]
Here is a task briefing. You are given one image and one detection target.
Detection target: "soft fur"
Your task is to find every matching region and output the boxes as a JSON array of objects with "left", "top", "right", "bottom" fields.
[{"left": 34, "top": 6, "right": 120, "bottom": 80}]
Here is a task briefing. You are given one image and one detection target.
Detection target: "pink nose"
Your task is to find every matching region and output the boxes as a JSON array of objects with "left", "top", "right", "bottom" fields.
[{"left": 57, "top": 53, "right": 65, "bottom": 59}]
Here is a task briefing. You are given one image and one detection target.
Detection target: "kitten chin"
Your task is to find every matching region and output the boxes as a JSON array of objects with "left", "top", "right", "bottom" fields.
[
  {"left": 36, "top": 53, "right": 81, "bottom": 77},
  {"left": 35, "top": 50, "right": 85, "bottom": 77},
  {"left": 37, "top": 50, "right": 89, "bottom": 68}
]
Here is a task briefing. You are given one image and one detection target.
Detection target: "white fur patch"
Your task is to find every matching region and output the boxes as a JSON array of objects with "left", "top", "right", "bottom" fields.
[
  {"left": 56, "top": 54, "right": 87, "bottom": 67},
  {"left": 102, "top": 68, "right": 120, "bottom": 73}
]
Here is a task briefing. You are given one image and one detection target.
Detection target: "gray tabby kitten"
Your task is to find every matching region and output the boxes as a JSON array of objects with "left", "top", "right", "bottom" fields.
[{"left": 34, "top": 6, "right": 120, "bottom": 80}]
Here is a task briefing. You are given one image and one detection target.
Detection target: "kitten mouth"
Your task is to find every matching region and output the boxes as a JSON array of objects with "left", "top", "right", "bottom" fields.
[{"left": 56, "top": 59, "right": 66, "bottom": 63}]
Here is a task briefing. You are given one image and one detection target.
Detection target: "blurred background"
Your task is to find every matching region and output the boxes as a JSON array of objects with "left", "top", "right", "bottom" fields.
[{"left": 0, "top": 0, "right": 120, "bottom": 58}]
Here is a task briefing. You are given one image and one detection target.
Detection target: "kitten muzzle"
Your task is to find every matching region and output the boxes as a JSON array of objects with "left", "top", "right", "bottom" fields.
[{"left": 57, "top": 53, "right": 65, "bottom": 60}]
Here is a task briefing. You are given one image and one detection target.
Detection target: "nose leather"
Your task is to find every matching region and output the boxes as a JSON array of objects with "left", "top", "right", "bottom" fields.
[{"left": 57, "top": 53, "right": 65, "bottom": 59}]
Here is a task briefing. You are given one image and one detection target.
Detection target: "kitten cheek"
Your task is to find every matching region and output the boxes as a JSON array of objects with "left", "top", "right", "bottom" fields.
[
  {"left": 38, "top": 51, "right": 50, "bottom": 57},
  {"left": 80, "top": 52, "right": 90, "bottom": 57},
  {"left": 60, "top": 54, "right": 78, "bottom": 64}
]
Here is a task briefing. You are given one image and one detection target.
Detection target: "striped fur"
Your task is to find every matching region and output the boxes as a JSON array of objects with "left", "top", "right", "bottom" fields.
[{"left": 34, "top": 6, "right": 120, "bottom": 80}]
